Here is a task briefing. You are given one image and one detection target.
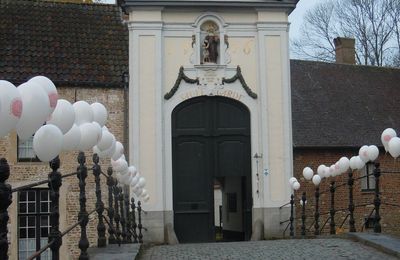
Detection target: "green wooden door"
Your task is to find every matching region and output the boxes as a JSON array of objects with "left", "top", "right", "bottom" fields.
[{"left": 172, "top": 96, "right": 252, "bottom": 243}]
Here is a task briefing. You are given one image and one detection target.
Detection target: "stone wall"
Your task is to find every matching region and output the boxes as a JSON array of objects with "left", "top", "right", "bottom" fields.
[{"left": 0, "top": 86, "right": 126, "bottom": 259}]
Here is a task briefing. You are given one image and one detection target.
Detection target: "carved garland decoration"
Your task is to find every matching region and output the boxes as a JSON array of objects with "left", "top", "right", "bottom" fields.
[
  {"left": 164, "top": 66, "right": 257, "bottom": 100},
  {"left": 222, "top": 66, "right": 257, "bottom": 99},
  {"left": 164, "top": 66, "right": 199, "bottom": 100}
]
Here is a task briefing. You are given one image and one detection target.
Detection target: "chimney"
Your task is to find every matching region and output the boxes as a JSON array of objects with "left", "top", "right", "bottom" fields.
[{"left": 333, "top": 37, "right": 355, "bottom": 64}]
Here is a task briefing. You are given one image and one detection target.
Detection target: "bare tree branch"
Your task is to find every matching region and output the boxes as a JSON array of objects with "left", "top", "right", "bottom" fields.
[{"left": 291, "top": 0, "right": 400, "bottom": 67}]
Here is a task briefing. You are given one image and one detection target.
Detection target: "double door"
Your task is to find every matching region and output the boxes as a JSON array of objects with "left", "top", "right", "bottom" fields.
[{"left": 172, "top": 96, "right": 252, "bottom": 243}]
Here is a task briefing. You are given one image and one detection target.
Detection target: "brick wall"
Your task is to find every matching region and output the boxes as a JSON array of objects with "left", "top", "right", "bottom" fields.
[
  {"left": 293, "top": 148, "right": 400, "bottom": 237},
  {"left": 0, "top": 86, "right": 126, "bottom": 259}
]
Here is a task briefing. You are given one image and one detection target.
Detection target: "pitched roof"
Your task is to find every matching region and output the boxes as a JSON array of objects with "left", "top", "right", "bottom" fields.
[
  {"left": 291, "top": 60, "right": 400, "bottom": 148},
  {"left": 0, "top": 0, "right": 128, "bottom": 87}
]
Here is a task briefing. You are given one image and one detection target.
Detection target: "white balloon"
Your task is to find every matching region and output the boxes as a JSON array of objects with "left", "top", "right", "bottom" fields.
[
  {"left": 16, "top": 82, "right": 51, "bottom": 141},
  {"left": 78, "top": 122, "right": 98, "bottom": 151},
  {"left": 349, "top": 156, "right": 358, "bottom": 170},
  {"left": 143, "top": 194, "right": 150, "bottom": 203},
  {"left": 132, "top": 184, "right": 141, "bottom": 193},
  {"left": 141, "top": 189, "right": 148, "bottom": 197},
  {"left": 355, "top": 156, "right": 365, "bottom": 170},
  {"left": 62, "top": 123, "right": 81, "bottom": 151},
  {"left": 381, "top": 128, "right": 397, "bottom": 152},
  {"left": 328, "top": 165, "right": 336, "bottom": 177},
  {"left": 73, "top": 101, "right": 93, "bottom": 125},
  {"left": 92, "top": 122, "right": 103, "bottom": 145},
  {"left": 334, "top": 162, "right": 341, "bottom": 176},
  {"left": 317, "top": 165, "right": 326, "bottom": 177},
  {"left": 33, "top": 125, "right": 63, "bottom": 162},
  {"left": 111, "top": 141, "right": 124, "bottom": 161},
  {"left": 292, "top": 181, "right": 300, "bottom": 190},
  {"left": 128, "top": 166, "right": 137, "bottom": 177},
  {"left": 120, "top": 172, "right": 132, "bottom": 185},
  {"left": 130, "top": 174, "right": 140, "bottom": 187},
  {"left": 302, "top": 167, "right": 314, "bottom": 180},
  {"left": 46, "top": 99, "right": 75, "bottom": 134},
  {"left": 338, "top": 157, "right": 350, "bottom": 173},
  {"left": 97, "top": 129, "right": 115, "bottom": 151},
  {"left": 289, "top": 177, "right": 297, "bottom": 186},
  {"left": 137, "top": 177, "right": 146, "bottom": 188},
  {"left": 91, "top": 102, "right": 108, "bottom": 127},
  {"left": 312, "top": 175, "right": 321, "bottom": 186},
  {"left": 134, "top": 188, "right": 143, "bottom": 197},
  {"left": 388, "top": 137, "right": 400, "bottom": 158},
  {"left": 97, "top": 139, "right": 116, "bottom": 159},
  {"left": 368, "top": 145, "right": 379, "bottom": 161},
  {"left": 359, "top": 145, "right": 370, "bottom": 163},
  {"left": 0, "top": 80, "right": 22, "bottom": 138},
  {"left": 112, "top": 158, "right": 128, "bottom": 173},
  {"left": 120, "top": 166, "right": 129, "bottom": 176},
  {"left": 28, "top": 76, "right": 58, "bottom": 112}
]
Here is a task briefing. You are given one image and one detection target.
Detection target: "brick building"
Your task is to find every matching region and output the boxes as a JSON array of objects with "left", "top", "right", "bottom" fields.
[
  {"left": 0, "top": 1, "right": 128, "bottom": 259},
  {"left": 291, "top": 47, "right": 400, "bottom": 236},
  {"left": 1, "top": 1, "right": 400, "bottom": 258}
]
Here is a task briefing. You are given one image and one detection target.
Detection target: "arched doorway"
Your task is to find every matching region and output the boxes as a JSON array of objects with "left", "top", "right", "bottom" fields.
[{"left": 172, "top": 96, "right": 252, "bottom": 243}]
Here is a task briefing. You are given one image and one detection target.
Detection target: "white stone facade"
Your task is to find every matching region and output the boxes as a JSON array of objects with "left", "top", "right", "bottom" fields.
[{"left": 126, "top": 1, "right": 295, "bottom": 242}]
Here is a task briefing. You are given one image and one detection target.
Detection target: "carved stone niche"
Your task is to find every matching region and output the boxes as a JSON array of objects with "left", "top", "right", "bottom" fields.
[{"left": 191, "top": 13, "right": 229, "bottom": 66}]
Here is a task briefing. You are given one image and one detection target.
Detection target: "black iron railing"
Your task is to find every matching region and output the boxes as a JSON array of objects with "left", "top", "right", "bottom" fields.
[
  {"left": 0, "top": 153, "right": 146, "bottom": 260},
  {"left": 279, "top": 162, "right": 400, "bottom": 239}
]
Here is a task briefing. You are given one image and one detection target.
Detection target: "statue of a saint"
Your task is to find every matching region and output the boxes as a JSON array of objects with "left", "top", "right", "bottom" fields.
[{"left": 202, "top": 25, "right": 219, "bottom": 64}]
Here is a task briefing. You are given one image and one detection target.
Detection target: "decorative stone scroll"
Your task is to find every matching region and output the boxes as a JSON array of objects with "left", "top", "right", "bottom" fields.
[
  {"left": 164, "top": 66, "right": 199, "bottom": 100},
  {"left": 164, "top": 66, "right": 257, "bottom": 100},
  {"left": 222, "top": 66, "right": 257, "bottom": 99}
]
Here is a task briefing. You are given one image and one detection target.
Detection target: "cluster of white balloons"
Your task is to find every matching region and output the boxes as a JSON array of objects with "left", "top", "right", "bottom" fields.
[
  {"left": 300, "top": 145, "right": 380, "bottom": 187},
  {"left": 0, "top": 77, "right": 150, "bottom": 203},
  {"left": 381, "top": 128, "right": 400, "bottom": 158},
  {"left": 110, "top": 153, "right": 150, "bottom": 203},
  {"left": 288, "top": 177, "right": 300, "bottom": 190}
]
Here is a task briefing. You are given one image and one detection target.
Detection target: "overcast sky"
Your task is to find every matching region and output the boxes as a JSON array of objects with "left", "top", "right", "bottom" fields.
[{"left": 289, "top": 0, "right": 327, "bottom": 40}]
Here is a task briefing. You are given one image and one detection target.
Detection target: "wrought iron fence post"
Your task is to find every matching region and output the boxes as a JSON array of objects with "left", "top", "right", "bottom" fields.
[
  {"left": 289, "top": 194, "right": 294, "bottom": 238},
  {"left": 77, "top": 152, "right": 89, "bottom": 260},
  {"left": 48, "top": 157, "right": 62, "bottom": 260},
  {"left": 314, "top": 186, "right": 320, "bottom": 236},
  {"left": 93, "top": 154, "right": 106, "bottom": 247},
  {"left": 301, "top": 192, "right": 306, "bottom": 238},
  {"left": 329, "top": 181, "right": 336, "bottom": 235},
  {"left": 0, "top": 158, "right": 12, "bottom": 260},
  {"left": 119, "top": 187, "right": 127, "bottom": 243},
  {"left": 125, "top": 189, "right": 132, "bottom": 243},
  {"left": 131, "top": 197, "right": 138, "bottom": 243},
  {"left": 137, "top": 201, "right": 143, "bottom": 243},
  {"left": 373, "top": 162, "right": 381, "bottom": 233},
  {"left": 113, "top": 183, "right": 121, "bottom": 243},
  {"left": 348, "top": 170, "right": 356, "bottom": 232},
  {"left": 107, "top": 167, "right": 116, "bottom": 244}
]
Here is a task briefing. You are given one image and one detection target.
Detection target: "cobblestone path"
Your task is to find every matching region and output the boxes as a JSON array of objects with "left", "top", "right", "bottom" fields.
[{"left": 138, "top": 238, "right": 397, "bottom": 260}]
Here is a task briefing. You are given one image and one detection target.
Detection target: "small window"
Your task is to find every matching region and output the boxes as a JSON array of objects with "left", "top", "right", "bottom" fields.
[
  {"left": 18, "top": 189, "right": 52, "bottom": 260},
  {"left": 17, "top": 136, "right": 40, "bottom": 162},
  {"left": 361, "top": 163, "right": 376, "bottom": 191}
]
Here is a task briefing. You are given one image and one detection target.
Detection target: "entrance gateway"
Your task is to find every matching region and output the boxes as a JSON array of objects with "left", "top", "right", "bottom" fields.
[
  {"left": 172, "top": 96, "right": 252, "bottom": 242},
  {"left": 125, "top": 0, "right": 297, "bottom": 243}
]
